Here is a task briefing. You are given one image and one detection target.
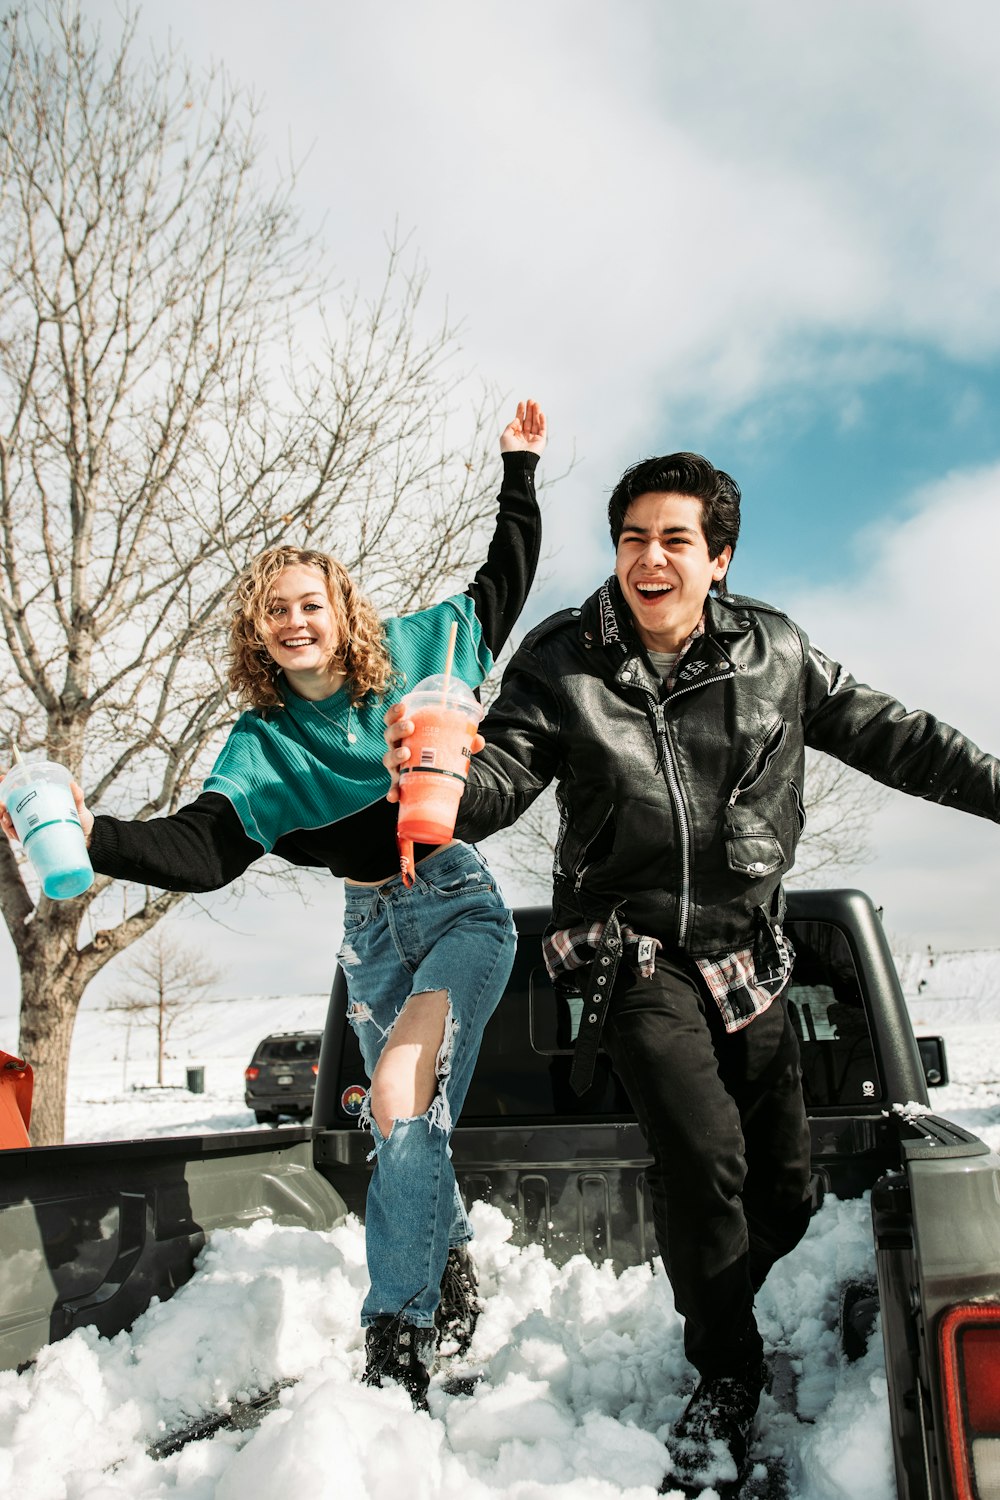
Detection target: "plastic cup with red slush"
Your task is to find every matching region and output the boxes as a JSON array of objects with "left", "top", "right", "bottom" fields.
[{"left": 396, "top": 675, "right": 483, "bottom": 855}]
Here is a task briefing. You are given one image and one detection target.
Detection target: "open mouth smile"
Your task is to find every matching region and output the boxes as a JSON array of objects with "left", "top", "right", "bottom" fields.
[{"left": 635, "top": 582, "right": 674, "bottom": 600}]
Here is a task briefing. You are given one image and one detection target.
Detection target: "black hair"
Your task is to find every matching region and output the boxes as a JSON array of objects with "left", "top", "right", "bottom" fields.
[{"left": 607, "top": 452, "right": 741, "bottom": 594}]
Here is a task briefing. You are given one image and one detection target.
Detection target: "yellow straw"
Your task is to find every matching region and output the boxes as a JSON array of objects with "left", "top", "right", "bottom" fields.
[{"left": 441, "top": 621, "right": 459, "bottom": 704}]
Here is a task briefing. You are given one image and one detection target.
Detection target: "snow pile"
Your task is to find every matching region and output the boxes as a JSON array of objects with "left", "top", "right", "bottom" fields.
[
  {"left": 0, "top": 1199, "right": 890, "bottom": 1500},
  {"left": 2, "top": 946, "right": 998, "bottom": 1497}
]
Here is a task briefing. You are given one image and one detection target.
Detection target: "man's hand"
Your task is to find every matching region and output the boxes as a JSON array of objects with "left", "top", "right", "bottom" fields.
[
  {"left": 500, "top": 399, "right": 547, "bottom": 456},
  {"left": 0, "top": 773, "right": 94, "bottom": 847},
  {"left": 383, "top": 702, "right": 486, "bottom": 802}
]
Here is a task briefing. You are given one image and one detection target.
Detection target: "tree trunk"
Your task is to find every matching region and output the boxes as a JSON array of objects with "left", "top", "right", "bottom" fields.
[
  {"left": 17, "top": 963, "right": 82, "bottom": 1146},
  {"left": 12, "top": 899, "right": 100, "bottom": 1146}
]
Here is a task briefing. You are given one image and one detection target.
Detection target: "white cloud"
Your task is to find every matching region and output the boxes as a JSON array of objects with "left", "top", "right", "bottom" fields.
[
  {"left": 784, "top": 461, "right": 1000, "bottom": 947},
  {"left": 85, "top": 0, "right": 1000, "bottom": 410},
  {"left": 221, "top": 0, "right": 1000, "bottom": 585},
  {"left": 5, "top": 0, "right": 997, "bottom": 1023}
]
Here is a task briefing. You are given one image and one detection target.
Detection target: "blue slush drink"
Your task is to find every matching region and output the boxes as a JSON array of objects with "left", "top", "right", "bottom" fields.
[{"left": 0, "top": 760, "right": 94, "bottom": 899}]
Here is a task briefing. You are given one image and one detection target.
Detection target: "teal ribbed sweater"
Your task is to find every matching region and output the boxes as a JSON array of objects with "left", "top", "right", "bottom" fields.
[{"left": 204, "top": 593, "right": 491, "bottom": 852}]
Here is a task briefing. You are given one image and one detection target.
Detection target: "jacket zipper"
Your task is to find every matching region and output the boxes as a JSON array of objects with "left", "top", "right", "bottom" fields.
[
  {"left": 651, "top": 700, "right": 693, "bottom": 946},
  {"left": 727, "top": 720, "right": 788, "bottom": 809},
  {"left": 791, "top": 779, "right": 806, "bottom": 832},
  {"left": 573, "top": 804, "right": 614, "bottom": 893},
  {"left": 649, "top": 669, "right": 736, "bottom": 948}
]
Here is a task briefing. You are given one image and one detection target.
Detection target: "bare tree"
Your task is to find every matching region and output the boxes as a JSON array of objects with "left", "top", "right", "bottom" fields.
[
  {"left": 789, "top": 751, "right": 887, "bottom": 884},
  {"left": 0, "top": 4, "right": 504, "bottom": 1142},
  {"left": 107, "top": 926, "right": 218, "bottom": 1087}
]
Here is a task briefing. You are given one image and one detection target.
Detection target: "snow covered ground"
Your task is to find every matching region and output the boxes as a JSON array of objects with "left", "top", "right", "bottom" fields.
[{"left": 1, "top": 947, "right": 999, "bottom": 1500}]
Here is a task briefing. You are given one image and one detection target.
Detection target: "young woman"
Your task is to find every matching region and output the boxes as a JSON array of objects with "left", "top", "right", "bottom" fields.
[{"left": 8, "top": 401, "right": 545, "bottom": 1405}]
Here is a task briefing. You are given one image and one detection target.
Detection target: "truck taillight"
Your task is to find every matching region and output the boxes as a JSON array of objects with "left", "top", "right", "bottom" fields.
[
  {"left": 940, "top": 1304, "right": 1000, "bottom": 1500},
  {"left": 311, "top": 1064, "right": 318, "bottom": 1076},
  {"left": 245, "top": 1066, "right": 259, "bottom": 1080}
]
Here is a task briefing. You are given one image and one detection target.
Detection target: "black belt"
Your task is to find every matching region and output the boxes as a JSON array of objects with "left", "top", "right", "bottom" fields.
[{"left": 568, "top": 907, "right": 623, "bottom": 1096}]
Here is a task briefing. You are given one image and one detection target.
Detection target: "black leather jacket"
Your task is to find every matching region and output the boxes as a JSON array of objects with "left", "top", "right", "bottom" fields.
[{"left": 456, "top": 579, "right": 1000, "bottom": 956}]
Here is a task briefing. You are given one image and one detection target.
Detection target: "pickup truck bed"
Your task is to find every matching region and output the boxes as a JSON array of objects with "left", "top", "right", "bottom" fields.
[{"left": 0, "top": 888, "right": 997, "bottom": 1500}]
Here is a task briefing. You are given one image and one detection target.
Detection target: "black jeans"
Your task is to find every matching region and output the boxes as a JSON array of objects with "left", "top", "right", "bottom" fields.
[{"left": 602, "top": 951, "right": 812, "bottom": 1379}]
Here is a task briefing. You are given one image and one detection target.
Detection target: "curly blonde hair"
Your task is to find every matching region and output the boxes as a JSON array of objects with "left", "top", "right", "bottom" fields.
[{"left": 228, "top": 546, "right": 394, "bottom": 711}]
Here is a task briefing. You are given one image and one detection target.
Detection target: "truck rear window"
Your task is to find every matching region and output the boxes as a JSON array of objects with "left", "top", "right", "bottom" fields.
[
  {"left": 515, "top": 918, "right": 881, "bottom": 1113},
  {"left": 258, "top": 1037, "right": 321, "bottom": 1062},
  {"left": 784, "top": 920, "right": 881, "bottom": 1107}
]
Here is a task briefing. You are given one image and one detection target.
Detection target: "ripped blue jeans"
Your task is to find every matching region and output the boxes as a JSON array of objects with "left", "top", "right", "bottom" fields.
[{"left": 338, "top": 842, "right": 515, "bottom": 1329}]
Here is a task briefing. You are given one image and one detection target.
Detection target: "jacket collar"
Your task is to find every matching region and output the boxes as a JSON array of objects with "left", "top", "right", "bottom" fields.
[
  {"left": 586, "top": 576, "right": 628, "bottom": 647},
  {"left": 580, "top": 579, "right": 753, "bottom": 695},
  {"left": 581, "top": 578, "right": 756, "bottom": 649},
  {"left": 704, "top": 593, "right": 757, "bottom": 638}
]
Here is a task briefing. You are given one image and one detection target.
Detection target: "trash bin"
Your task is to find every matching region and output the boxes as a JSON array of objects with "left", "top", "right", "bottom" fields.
[{"left": 186, "top": 1066, "right": 205, "bottom": 1094}]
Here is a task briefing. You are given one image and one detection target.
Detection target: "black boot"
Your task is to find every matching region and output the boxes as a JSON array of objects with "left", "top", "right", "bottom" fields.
[
  {"left": 363, "top": 1316, "right": 436, "bottom": 1410},
  {"left": 435, "top": 1244, "right": 481, "bottom": 1357},
  {"left": 660, "top": 1363, "right": 765, "bottom": 1496}
]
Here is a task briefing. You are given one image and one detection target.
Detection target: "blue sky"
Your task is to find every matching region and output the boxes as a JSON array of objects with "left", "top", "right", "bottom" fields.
[
  {"left": 684, "top": 353, "right": 1000, "bottom": 604},
  {"left": 5, "top": 0, "right": 1000, "bottom": 1013}
]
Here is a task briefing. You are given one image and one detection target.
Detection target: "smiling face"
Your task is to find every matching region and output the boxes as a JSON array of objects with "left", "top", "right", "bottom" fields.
[
  {"left": 614, "top": 492, "right": 731, "bottom": 653},
  {"left": 263, "top": 563, "right": 346, "bottom": 698}
]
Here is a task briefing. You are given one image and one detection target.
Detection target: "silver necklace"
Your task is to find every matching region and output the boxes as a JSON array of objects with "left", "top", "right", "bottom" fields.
[
  {"left": 308, "top": 695, "right": 357, "bottom": 744},
  {"left": 280, "top": 669, "right": 358, "bottom": 743}
]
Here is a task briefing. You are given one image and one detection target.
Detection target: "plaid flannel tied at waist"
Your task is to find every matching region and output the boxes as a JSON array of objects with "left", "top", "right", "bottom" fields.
[{"left": 544, "top": 916, "right": 795, "bottom": 1095}]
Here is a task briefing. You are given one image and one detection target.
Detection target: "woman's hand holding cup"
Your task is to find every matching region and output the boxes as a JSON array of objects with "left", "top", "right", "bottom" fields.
[
  {"left": 0, "top": 772, "right": 94, "bottom": 847},
  {"left": 382, "top": 702, "right": 485, "bottom": 804}
]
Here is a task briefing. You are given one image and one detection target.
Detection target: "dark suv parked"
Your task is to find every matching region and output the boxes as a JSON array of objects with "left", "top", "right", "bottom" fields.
[{"left": 244, "top": 1032, "right": 322, "bottom": 1123}]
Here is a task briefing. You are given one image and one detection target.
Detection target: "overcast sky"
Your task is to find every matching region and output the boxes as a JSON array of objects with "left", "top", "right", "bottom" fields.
[{"left": 5, "top": 0, "right": 1000, "bottom": 1016}]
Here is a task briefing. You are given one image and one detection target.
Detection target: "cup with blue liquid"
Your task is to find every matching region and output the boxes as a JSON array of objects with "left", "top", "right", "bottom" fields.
[{"left": 0, "top": 758, "right": 94, "bottom": 900}]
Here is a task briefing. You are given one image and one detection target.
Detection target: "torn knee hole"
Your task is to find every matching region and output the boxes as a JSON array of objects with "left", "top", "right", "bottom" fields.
[
  {"left": 366, "top": 992, "right": 459, "bottom": 1139},
  {"left": 370, "top": 1098, "right": 449, "bottom": 1142},
  {"left": 404, "top": 990, "right": 457, "bottom": 1075}
]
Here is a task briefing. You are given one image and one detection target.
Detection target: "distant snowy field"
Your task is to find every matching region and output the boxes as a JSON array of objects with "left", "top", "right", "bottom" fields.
[
  {"left": 1, "top": 947, "right": 998, "bottom": 1500},
  {"left": 62, "top": 990, "right": 332, "bottom": 1142}
]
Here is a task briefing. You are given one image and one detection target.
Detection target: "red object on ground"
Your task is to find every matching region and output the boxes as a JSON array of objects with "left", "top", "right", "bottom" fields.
[{"left": 0, "top": 1051, "right": 32, "bottom": 1148}]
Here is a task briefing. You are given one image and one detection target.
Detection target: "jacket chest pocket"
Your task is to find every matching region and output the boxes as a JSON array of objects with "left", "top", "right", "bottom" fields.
[
  {"left": 723, "top": 719, "right": 793, "bottom": 878},
  {"left": 723, "top": 831, "right": 785, "bottom": 878},
  {"left": 727, "top": 718, "right": 787, "bottom": 808}
]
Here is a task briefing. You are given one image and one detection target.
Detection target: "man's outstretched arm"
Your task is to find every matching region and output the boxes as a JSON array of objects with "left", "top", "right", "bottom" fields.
[{"left": 802, "top": 638, "right": 1000, "bottom": 822}]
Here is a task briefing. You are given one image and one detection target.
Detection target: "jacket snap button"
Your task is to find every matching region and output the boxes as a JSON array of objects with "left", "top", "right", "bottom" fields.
[
  {"left": 600, "top": 956, "right": 610, "bottom": 966},
  {"left": 587, "top": 1013, "right": 599, "bottom": 1024},
  {"left": 597, "top": 975, "right": 606, "bottom": 985},
  {"left": 749, "top": 861, "right": 766, "bottom": 873}
]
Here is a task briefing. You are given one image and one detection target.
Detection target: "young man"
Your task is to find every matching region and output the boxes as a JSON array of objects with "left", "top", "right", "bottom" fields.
[{"left": 384, "top": 451, "right": 1000, "bottom": 1489}]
